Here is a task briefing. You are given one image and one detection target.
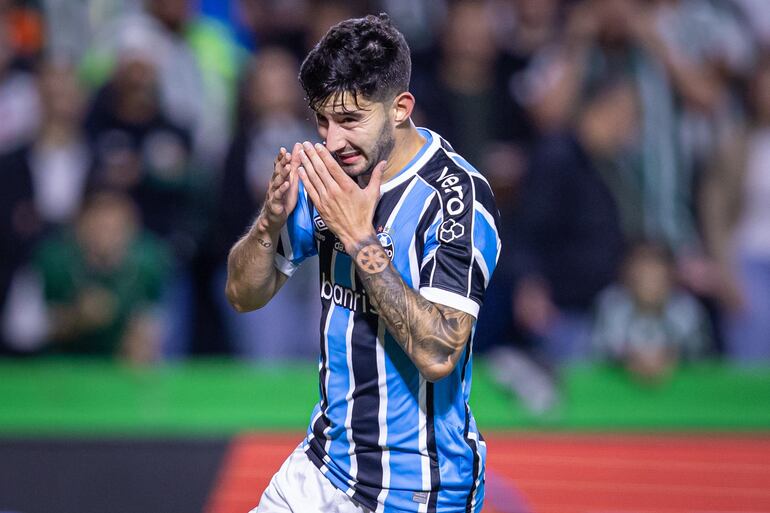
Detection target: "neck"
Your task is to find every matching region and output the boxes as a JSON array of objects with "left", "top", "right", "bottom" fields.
[{"left": 381, "top": 121, "right": 426, "bottom": 183}]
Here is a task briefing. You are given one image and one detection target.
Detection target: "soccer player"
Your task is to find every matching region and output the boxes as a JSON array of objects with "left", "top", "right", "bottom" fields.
[{"left": 226, "top": 14, "right": 501, "bottom": 513}]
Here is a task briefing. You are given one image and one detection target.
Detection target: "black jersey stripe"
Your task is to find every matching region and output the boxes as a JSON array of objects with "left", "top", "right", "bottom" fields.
[
  {"left": 413, "top": 194, "right": 441, "bottom": 275},
  {"left": 310, "top": 296, "right": 333, "bottom": 445},
  {"left": 276, "top": 227, "right": 288, "bottom": 259},
  {"left": 376, "top": 178, "right": 413, "bottom": 225},
  {"left": 349, "top": 310, "right": 383, "bottom": 510},
  {"left": 469, "top": 260, "right": 486, "bottom": 308},
  {"left": 438, "top": 136, "right": 455, "bottom": 153},
  {"left": 417, "top": 152, "right": 476, "bottom": 297},
  {"left": 426, "top": 382, "right": 441, "bottom": 513},
  {"left": 463, "top": 402, "right": 481, "bottom": 513},
  {"left": 310, "top": 242, "right": 337, "bottom": 447}
]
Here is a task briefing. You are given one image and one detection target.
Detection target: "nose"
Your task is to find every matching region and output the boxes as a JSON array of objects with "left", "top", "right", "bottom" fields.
[{"left": 323, "top": 121, "right": 347, "bottom": 153}]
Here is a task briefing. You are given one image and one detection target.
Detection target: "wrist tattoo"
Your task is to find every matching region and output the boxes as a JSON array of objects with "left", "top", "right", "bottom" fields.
[
  {"left": 256, "top": 237, "right": 272, "bottom": 248},
  {"left": 355, "top": 242, "right": 389, "bottom": 274}
]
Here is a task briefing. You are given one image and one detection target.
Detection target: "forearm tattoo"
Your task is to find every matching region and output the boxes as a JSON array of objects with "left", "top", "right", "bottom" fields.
[{"left": 352, "top": 236, "right": 472, "bottom": 375}]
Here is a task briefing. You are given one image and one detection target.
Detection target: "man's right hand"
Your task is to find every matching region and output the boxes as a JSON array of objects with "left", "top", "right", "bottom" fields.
[{"left": 258, "top": 144, "right": 301, "bottom": 236}]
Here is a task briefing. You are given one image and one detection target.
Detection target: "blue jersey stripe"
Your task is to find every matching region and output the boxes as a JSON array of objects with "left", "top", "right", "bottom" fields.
[
  {"left": 285, "top": 185, "right": 317, "bottom": 265},
  {"left": 310, "top": 302, "right": 333, "bottom": 443},
  {"left": 387, "top": 180, "right": 435, "bottom": 288},
  {"left": 322, "top": 304, "right": 354, "bottom": 477},
  {"left": 473, "top": 210, "right": 497, "bottom": 285},
  {"left": 382, "top": 331, "right": 420, "bottom": 494}
]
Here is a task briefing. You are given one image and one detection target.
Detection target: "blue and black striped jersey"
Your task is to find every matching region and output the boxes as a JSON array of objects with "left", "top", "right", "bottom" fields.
[{"left": 274, "top": 128, "right": 501, "bottom": 513}]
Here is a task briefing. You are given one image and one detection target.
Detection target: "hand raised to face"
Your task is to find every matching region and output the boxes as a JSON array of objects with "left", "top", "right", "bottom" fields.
[
  {"left": 259, "top": 144, "right": 301, "bottom": 235},
  {"left": 296, "top": 141, "right": 386, "bottom": 252}
]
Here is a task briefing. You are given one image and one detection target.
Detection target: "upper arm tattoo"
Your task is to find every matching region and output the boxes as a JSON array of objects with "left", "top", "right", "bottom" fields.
[{"left": 351, "top": 236, "right": 473, "bottom": 373}]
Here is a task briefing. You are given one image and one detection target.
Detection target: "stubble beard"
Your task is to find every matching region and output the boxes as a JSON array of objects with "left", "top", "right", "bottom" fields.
[{"left": 341, "top": 122, "right": 396, "bottom": 184}]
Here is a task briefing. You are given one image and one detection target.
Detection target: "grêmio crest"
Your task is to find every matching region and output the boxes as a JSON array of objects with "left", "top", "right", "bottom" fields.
[{"left": 376, "top": 226, "right": 394, "bottom": 260}]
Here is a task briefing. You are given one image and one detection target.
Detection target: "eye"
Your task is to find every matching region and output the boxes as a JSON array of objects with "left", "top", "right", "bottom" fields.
[{"left": 315, "top": 114, "right": 328, "bottom": 126}]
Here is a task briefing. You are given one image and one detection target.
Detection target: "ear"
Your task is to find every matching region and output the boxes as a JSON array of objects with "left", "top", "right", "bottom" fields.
[{"left": 391, "top": 92, "right": 415, "bottom": 125}]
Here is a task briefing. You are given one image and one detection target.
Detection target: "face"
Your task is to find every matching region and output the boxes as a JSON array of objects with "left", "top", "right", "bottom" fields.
[
  {"left": 248, "top": 47, "right": 302, "bottom": 116},
  {"left": 443, "top": 1, "right": 495, "bottom": 63},
  {"left": 77, "top": 194, "right": 138, "bottom": 270},
  {"left": 515, "top": 0, "right": 558, "bottom": 26},
  {"left": 147, "top": 0, "right": 190, "bottom": 32},
  {"left": 582, "top": 82, "right": 639, "bottom": 156},
  {"left": 39, "top": 62, "right": 84, "bottom": 125},
  {"left": 625, "top": 248, "right": 672, "bottom": 309},
  {"left": 314, "top": 93, "right": 395, "bottom": 178}
]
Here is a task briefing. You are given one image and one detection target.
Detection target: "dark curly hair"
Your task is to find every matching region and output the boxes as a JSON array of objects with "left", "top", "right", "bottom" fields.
[{"left": 299, "top": 13, "right": 411, "bottom": 112}]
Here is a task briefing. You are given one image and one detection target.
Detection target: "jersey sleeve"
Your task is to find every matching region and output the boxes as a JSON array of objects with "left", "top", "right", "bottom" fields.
[
  {"left": 419, "top": 172, "right": 501, "bottom": 318},
  {"left": 274, "top": 181, "right": 317, "bottom": 276}
]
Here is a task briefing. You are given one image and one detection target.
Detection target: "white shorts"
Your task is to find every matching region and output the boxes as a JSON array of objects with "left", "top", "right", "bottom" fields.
[{"left": 251, "top": 444, "right": 373, "bottom": 513}]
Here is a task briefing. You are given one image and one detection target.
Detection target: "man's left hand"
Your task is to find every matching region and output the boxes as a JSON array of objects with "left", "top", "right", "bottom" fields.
[{"left": 297, "top": 141, "right": 386, "bottom": 253}]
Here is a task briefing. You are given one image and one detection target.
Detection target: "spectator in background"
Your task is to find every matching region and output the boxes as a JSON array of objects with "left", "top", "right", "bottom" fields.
[
  {"left": 701, "top": 53, "right": 770, "bottom": 363},
  {"left": 492, "top": 0, "right": 561, "bottom": 147},
  {"left": 42, "top": 0, "right": 140, "bottom": 63},
  {"left": 14, "top": 60, "right": 90, "bottom": 228},
  {"left": 376, "top": 0, "right": 447, "bottom": 54},
  {"left": 649, "top": 0, "right": 755, "bottom": 171},
  {"left": 592, "top": 240, "right": 711, "bottom": 384},
  {"left": 645, "top": 0, "right": 757, "bottom": 321},
  {"left": 730, "top": 0, "right": 770, "bottom": 51},
  {"left": 213, "top": 47, "right": 319, "bottom": 360},
  {"left": 85, "top": 44, "right": 196, "bottom": 254},
  {"left": 526, "top": 0, "right": 711, "bottom": 251},
  {"left": 236, "top": 0, "right": 314, "bottom": 58},
  {"left": 238, "top": 0, "right": 365, "bottom": 60},
  {"left": 82, "top": 0, "right": 238, "bottom": 167},
  {"left": 0, "top": 0, "right": 44, "bottom": 64},
  {"left": 0, "top": 20, "right": 40, "bottom": 153},
  {"left": 7, "top": 190, "right": 171, "bottom": 362},
  {"left": 84, "top": 44, "right": 201, "bottom": 357},
  {"left": 509, "top": 79, "right": 630, "bottom": 364},
  {"left": 484, "top": 0, "right": 564, "bottom": 205},
  {"left": 413, "top": 0, "right": 516, "bottom": 172},
  {"left": 0, "top": 60, "right": 91, "bottom": 353}
]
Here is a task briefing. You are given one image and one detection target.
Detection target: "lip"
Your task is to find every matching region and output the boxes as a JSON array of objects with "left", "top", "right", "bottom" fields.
[{"left": 338, "top": 152, "right": 361, "bottom": 165}]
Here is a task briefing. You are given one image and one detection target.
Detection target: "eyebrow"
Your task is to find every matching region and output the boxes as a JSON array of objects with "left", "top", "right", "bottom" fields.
[
  {"left": 333, "top": 110, "right": 365, "bottom": 117},
  {"left": 316, "top": 109, "right": 369, "bottom": 119}
]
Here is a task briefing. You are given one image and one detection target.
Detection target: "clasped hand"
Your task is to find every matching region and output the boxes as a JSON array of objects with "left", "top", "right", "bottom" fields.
[{"left": 296, "top": 141, "right": 386, "bottom": 253}]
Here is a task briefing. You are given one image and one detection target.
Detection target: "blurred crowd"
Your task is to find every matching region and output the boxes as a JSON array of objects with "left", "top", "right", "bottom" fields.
[{"left": 0, "top": 0, "right": 769, "bottom": 390}]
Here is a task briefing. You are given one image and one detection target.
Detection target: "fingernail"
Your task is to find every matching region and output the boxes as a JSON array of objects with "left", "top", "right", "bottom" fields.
[
  {"left": 303, "top": 141, "right": 313, "bottom": 150},
  {"left": 314, "top": 143, "right": 324, "bottom": 150}
]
